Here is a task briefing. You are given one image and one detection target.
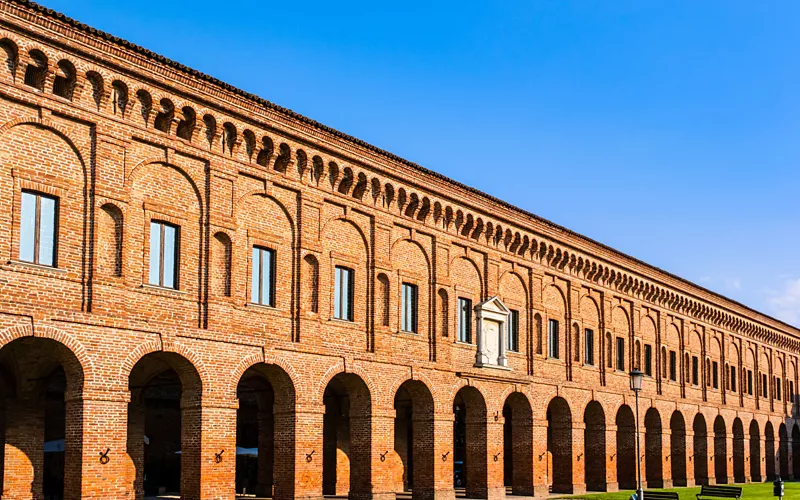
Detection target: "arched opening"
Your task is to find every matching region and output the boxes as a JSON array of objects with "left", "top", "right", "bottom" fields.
[
  {"left": 302, "top": 254, "right": 319, "bottom": 314},
  {"left": 0, "top": 337, "right": 84, "bottom": 499},
  {"left": 765, "top": 423, "right": 776, "bottom": 480},
  {"left": 153, "top": 99, "right": 174, "bottom": 133},
  {"left": 793, "top": 424, "right": 800, "bottom": 479},
  {"left": 176, "top": 107, "right": 196, "bottom": 141},
  {"left": 322, "top": 373, "right": 372, "bottom": 498},
  {"left": 394, "top": 380, "right": 435, "bottom": 499},
  {"left": 779, "top": 424, "right": 789, "bottom": 479},
  {"left": 615, "top": 405, "right": 636, "bottom": 490},
  {"left": 127, "top": 351, "right": 202, "bottom": 498},
  {"left": 733, "top": 418, "right": 745, "bottom": 483},
  {"left": 503, "top": 392, "right": 533, "bottom": 495},
  {"left": 584, "top": 401, "right": 606, "bottom": 492},
  {"left": 644, "top": 408, "right": 663, "bottom": 488},
  {"left": 111, "top": 80, "right": 128, "bottom": 115},
  {"left": 546, "top": 397, "right": 573, "bottom": 493},
  {"left": 52, "top": 60, "right": 76, "bottom": 100},
  {"left": 693, "top": 414, "right": 709, "bottom": 485},
  {"left": 749, "top": 420, "right": 761, "bottom": 482},
  {"left": 713, "top": 416, "right": 727, "bottom": 484},
  {"left": 670, "top": 411, "right": 687, "bottom": 487},
  {"left": 24, "top": 49, "right": 47, "bottom": 90},
  {"left": 235, "top": 363, "right": 296, "bottom": 499},
  {"left": 453, "top": 386, "right": 487, "bottom": 497}
]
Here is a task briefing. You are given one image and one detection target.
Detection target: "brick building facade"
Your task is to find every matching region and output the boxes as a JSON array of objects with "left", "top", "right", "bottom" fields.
[{"left": 0, "top": 1, "right": 796, "bottom": 499}]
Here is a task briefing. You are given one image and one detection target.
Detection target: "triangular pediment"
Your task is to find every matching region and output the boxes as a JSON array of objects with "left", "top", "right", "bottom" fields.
[{"left": 476, "top": 296, "right": 510, "bottom": 314}]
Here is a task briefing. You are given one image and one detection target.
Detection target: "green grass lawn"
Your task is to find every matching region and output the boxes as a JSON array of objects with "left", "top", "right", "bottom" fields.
[{"left": 555, "top": 482, "right": 799, "bottom": 499}]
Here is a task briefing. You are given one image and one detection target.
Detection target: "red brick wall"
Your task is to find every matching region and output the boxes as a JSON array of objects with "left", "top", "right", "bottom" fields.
[{"left": 0, "top": 1, "right": 795, "bottom": 499}]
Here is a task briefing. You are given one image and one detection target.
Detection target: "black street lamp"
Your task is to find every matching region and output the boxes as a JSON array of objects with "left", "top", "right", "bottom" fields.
[{"left": 630, "top": 369, "right": 644, "bottom": 500}]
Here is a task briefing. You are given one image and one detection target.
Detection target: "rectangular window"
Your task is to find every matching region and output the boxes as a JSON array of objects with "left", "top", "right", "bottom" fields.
[
  {"left": 790, "top": 381, "right": 794, "bottom": 403},
  {"left": 748, "top": 370, "right": 753, "bottom": 396},
  {"left": 777, "top": 378, "right": 782, "bottom": 401},
  {"left": 762, "top": 374, "right": 768, "bottom": 398},
  {"left": 548, "top": 319, "right": 559, "bottom": 359},
  {"left": 508, "top": 310, "right": 519, "bottom": 352},
  {"left": 19, "top": 191, "right": 57, "bottom": 266},
  {"left": 334, "top": 266, "right": 354, "bottom": 321},
  {"left": 616, "top": 337, "right": 625, "bottom": 371},
  {"left": 584, "top": 329, "right": 595, "bottom": 365},
  {"left": 458, "top": 298, "right": 472, "bottom": 343},
  {"left": 669, "top": 351, "right": 677, "bottom": 381},
  {"left": 149, "top": 221, "right": 178, "bottom": 288},
  {"left": 692, "top": 356, "right": 699, "bottom": 385},
  {"left": 250, "top": 247, "right": 275, "bottom": 306},
  {"left": 712, "top": 361, "right": 719, "bottom": 389},
  {"left": 644, "top": 344, "right": 653, "bottom": 376},
  {"left": 401, "top": 283, "right": 418, "bottom": 333},
  {"left": 731, "top": 366, "right": 737, "bottom": 392}
]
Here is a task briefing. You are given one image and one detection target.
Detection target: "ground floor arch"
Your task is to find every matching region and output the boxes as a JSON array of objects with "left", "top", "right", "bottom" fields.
[
  {"left": 693, "top": 414, "right": 709, "bottom": 485},
  {"left": 732, "top": 418, "right": 745, "bottom": 483},
  {"left": 670, "top": 411, "right": 687, "bottom": 487},
  {"left": 616, "top": 405, "right": 636, "bottom": 490},
  {"left": 645, "top": 408, "right": 663, "bottom": 488},
  {"left": 779, "top": 424, "right": 789, "bottom": 479},
  {"left": 453, "top": 386, "right": 487, "bottom": 498},
  {"left": 0, "top": 336, "right": 85, "bottom": 499},
  {"left": 503, "top": 392, "right": 533, "bottom": 496},
  {"left": 766, "top": 422, "right": 776, "bottom": 480},
  {"left": 322, "top": 372, "right": 372, "bottom": 498},
  {"left": 394, "top": 380, "right": 435, "bottom": 499},
  {"left": 793, "top": 424, "right": 800, "bottom": 479},
  {"left": 713, "top": 416, "right": 728, "bottom": 484},
  {"left": 127, "top": 350, "right": 203, "bottom": 498},
  {"left": 750, "top": 420, "right": 762, "bottom": 482},
  {"left": 584, "top": 401, "right": 606, "bottom": 492},
  {"left": 235, "top": 363, "right": 296, "bottom": 499},
  {"left": 546, "top": 397, "right": 573, "bottom": 494}
]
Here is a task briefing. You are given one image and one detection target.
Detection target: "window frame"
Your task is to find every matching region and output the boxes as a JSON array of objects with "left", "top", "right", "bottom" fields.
[
  {"left": 584, "top": 328, "right": 595, "bottom": 366},
  {"left": 731, "top": 365, "right": 737, "bottom": 393},
  {"left": 251, "top": 246, "right": 276, "bottom": 307},
  {"left": 148, "top": 220, "right": 180, "bottom": 289},
  {"left": 19, "top": 190, "right": 59, "bottom": 267},
  {"left": 547, "top": 319, "right": 560, "bottom": 360},
  {"left": 644, "top": 344, "right": 653, "bottom": 377},
  {"left": 691, "top": 356, "right": 699, "bottom": 386},
  {"left": 615, "top": 337, "right": 625, "bottom": 371},
  {"left": 669, "top": 350, "right": 677, "bottom": 381},
  {"left": 712, "top": 361, "right": 719, "bottom": 389},
  {"left": 401, "top": 282, "right": 418, "bottom": 333},
  {"left": 457, "top": 297, "right": 473, "bottom": 343},
  {"left": 333, "top": 265, "right": 355, "bottom": 322},
  {"left": 508, "top": 309, "right": 520, "bottom": 353}
]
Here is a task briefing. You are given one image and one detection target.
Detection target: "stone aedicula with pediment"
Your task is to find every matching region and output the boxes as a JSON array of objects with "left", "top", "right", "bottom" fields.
[{"left": 474, "top": 296, "right": 512, "bottom": 370}]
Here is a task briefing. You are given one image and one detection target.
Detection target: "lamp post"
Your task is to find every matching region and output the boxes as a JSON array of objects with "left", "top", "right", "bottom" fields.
[{"left": 630, "top": 369, "right": 644, "bottom": 500}]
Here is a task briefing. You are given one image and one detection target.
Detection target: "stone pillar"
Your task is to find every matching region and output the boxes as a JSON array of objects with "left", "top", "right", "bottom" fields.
[
  {"left": 485, "top": 415, "right": 505, "bottom": 500},
  {"left": 464, "top": 413, "right": 488, "bottom": 499},
  {"left": 432, "top": 412, "right": 456, "bottom": 500},
  {"left": 572, "top": 422, "right": 587, "bottom": 495},
  {"left": 726, "top": 434, "right": 735, "bottom": 484},
  {"left": 73, "top": 390, "right": 133, "bottom": 499},
  {"left": 367, "top": 408, "right": 396, "bottom": 500},
  {"left": 3, "top": 396, "right": 45, "bottom": 499},
  {"left": 180, "top": 398, "right": 237, "bottom": 500},
  {"left": 759, "top": 436, "right": 768, "bottom": 482},
  {"left": 685, "top": 430, "right": 696, "bottom": 487},
  {"left": 531, "top": 418, "right": 550, "bottom": 497},
  {"left": 661, "top": 429, "right": 673, "bottom": 488},
  {"left": 706, "top": 432, "right": 717, "bottom": 485},
  {"left": 742, "top": 434, "right": 751, "bottom": 483},
  {"left": 294, "top": 403, "right": 325, "bottom": 500},
  {"left": 605, "top": 425, "right": 619, "bottom": 492},
  {"left": 510, "top": 410, "right": 535, "bottom": 496}
]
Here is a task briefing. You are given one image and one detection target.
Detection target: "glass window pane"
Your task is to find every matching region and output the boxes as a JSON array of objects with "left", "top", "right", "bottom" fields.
[
  {"left": 19, "top": 192, "right": 36, "bottom": 262},
  {"left": 263, "top": 249, "right": 274, "bottom": 306},
  {"left": 343, "top": 268, "right": 351, "bottom": 320},
  {"left": 251, "top": 247, "right": 260, "bottom": 303},
  {"left": 148, "top": 222, "right": 161, "bottom": 285},
  {"left": 162, "top": 224, "right": 176, "bottom": 288},
  {"left": 38, "top": 196, "right": 56, "bottom": 266}
]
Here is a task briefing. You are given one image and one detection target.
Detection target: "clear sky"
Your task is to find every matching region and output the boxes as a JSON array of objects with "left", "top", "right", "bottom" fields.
[{"left": 43, "top": 0, "right": 800, "bottom": 326}]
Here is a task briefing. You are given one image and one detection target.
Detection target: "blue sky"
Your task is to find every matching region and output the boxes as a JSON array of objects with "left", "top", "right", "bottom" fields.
[{"left": 45, "top": 0, "right": 800, "bottom": 326}]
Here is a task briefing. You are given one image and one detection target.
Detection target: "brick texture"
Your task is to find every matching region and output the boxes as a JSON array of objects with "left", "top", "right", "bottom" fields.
[{"left": 0, "top": 1, "right": 796, "bottom": 499}]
